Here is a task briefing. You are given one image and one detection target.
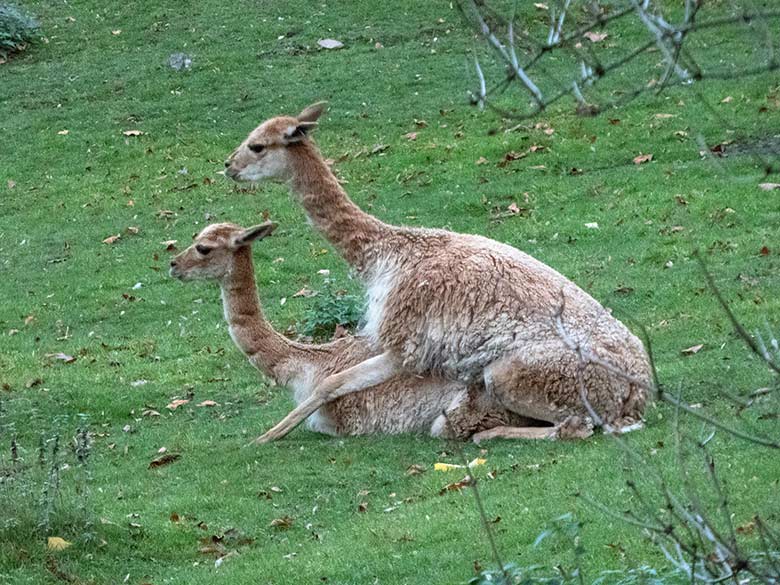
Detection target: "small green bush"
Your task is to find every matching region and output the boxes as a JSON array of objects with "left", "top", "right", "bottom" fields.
[
  {"left": 300, "top": 279, "right": 363, "bottom": 340},
  {"left": 0, "top": 3, "right": 39, "bottom": 59}
]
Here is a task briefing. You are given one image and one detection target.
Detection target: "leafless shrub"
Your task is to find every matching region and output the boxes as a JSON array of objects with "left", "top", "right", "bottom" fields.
[{"left": 457, "top": 0, "right": 780, "bottom": 175}]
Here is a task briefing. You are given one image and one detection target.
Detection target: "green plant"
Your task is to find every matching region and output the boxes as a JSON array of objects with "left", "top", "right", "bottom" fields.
[
  {"left": 0, "top": 418, "right": 93, "bottom": 541},
  {"left": 0, "top": 3, "right": 39, "bottom": 59},
  {"left": 300, "top": 278, "right": 364, "bottom": 340}
]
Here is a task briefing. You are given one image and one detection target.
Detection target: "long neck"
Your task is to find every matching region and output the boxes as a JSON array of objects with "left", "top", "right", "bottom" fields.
[
  {"left": 220, "top": 249, "right": 294, "bottom": 379},
  {"left": 288, "top": 141, "right": 392, "bottom": 273}
]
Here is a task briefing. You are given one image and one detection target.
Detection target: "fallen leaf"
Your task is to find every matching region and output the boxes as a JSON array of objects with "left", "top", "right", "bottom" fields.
[
  {"left": 111, "top": 29, "right": 122, "bottom": 35},
  {"left": 126, "top": 226, "right": 140, "bottom": 235},
  {"left": 721, "top": 96, "right": 733, "bottom": 103},
  {"left": 292, "top": 287, "right": 316, "bottom": 298},
  {"left": 736, "top": 519, "right": 756, "bottom": 534},
  {"left": 468, "top": 458, "right": 486, "bottom": 469},
  {"left": 197, "top": 400, "right": 219, "bottom": 407},
  {"left": 270, "top": 516, "right": 294, "bottom": 530},
  {"left": 654, "top": 113, "right": 675, "bottom": 119},
  {"left": 533, "top": 2, "right": 549, "bottom": 9},
  {"left": 24, "top": 314, "right": 35, "bottom": 325},
  {"left": 476, "top": 156, "right": 489, "bottom": 165},
  {"left": 633, "top": 153, "right": 653, "bottom": 165},
  {"left": 760, "top": 246, "right": 770, "bottom": 256},
  {"left": 57, "top": 130, "right": 69, "bottom": 135},
  {"left": 166, "top": 399, "right": 190, "bottom": 410},
  {"left": 439, "top": 477, "right": 473, "bottom": 495},
  {"left": 26, "top": 378, "right": 42, "bottom": 388},
  {"left": 434, "top": 462, "right": 463, "bottom": 472},
  {"left": 406, "top": 464, "right": 426, "bottom": 476},
  {"left": 161, "top": 240, "right": 177, "bottom": 251},
  {"left": 681, "top": 344, "right": 704, "bottom": 355},
  {"left": 142, "top": 409, "right": 160, "bottom": 417},
  {"left": 122, "top": 129, "right": 144, "bottom": 136},
  {"left": 507, "top": 203, "right": 521, "bottom": 215},
  {"left": 583, "top": 31, "right": 608, "bottom": 42},
  {"left": 47, "top": 537, "right": 72, "bottom": 551},
  {"left": 170, "top": 512, "right": 180, "bottom": 523},
  {"left": 584, "top": 222, "right": 599, "bottom": 229},
  {"left": 7, "top": 180, "right": 16, "bottom": 189},
  {"left": 370, "top": 144, "right": 389, "bottom": 156},
  {"left": 403, "top": 132, "right": 418, "bottom": 141},
  {"left": 497, "top": 151, "right": 526, "bottom": 167},
  {"left": 357, "top": 502, "right": 368, "bottom": 513},
  {"left": 759, "top": 183, "right": 780, "bottom": 191},
  {"left": 46, "top": 352, "right": 76, "bottom": 364},
  {"left": 103, "top": 234, "right": 120, "bottom": 245},
  {"left": 317, "top": 38, "right": 344, "bottom": 49},
  {"left": 149, "top": 453, "right": 181, "bottom": 468}
]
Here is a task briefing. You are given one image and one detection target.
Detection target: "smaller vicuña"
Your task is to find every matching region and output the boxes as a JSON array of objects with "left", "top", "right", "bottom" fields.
[{"left": 169, "top": 221, "right": 552, "bottom": 442}]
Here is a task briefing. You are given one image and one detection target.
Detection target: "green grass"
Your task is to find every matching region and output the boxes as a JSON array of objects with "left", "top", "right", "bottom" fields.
[{"left": 1, "top": 1, "right": 779, "bottom": 583}]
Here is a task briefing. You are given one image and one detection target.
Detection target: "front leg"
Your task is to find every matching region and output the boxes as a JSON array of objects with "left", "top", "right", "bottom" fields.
[{"left": 251, "top": 352, "right": 400, "bottom": 444}]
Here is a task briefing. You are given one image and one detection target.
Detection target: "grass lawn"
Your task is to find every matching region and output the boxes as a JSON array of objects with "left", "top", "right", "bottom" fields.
[{"left": 1, "top": 1, "right": 779, "bottom": 583}]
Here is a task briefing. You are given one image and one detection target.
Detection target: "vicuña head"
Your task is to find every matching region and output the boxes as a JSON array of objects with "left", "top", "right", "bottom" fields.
[
  {"left": 169, "top": 221, "right": 277, "bottom": 281},
  {"left": 224, "top": 102, "right": 327, "bottom": 183}
]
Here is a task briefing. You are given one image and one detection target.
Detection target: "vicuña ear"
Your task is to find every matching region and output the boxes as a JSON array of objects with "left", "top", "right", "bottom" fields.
[
  {"left": 297, "top": 101, "right": 327, "bottom": 123},
  {"left": 233, "top": 221, "right": 278, "bottom": 247},
  {"left": 283, "top": 121, "right": 317, "bottom": 144}
]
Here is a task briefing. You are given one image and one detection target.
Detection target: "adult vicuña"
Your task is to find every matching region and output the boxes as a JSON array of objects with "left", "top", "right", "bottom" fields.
[
  {"left": 169, "top": 221, "right": 537, "bottom": 441},
  {"left": 224, "top": 103, "right": 652, "bottom": 444}
]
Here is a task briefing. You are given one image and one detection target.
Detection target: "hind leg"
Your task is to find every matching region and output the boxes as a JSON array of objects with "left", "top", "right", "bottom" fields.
[{"left": 476, "top": 348, "right": 612, "bottom": 442}]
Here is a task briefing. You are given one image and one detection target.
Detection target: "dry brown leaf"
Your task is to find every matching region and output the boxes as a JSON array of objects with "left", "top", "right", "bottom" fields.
[
  {"left": 439, "top": 477, "right": 473, "bottom": 495},
  {"left": 736, "top": 519, "right": 756, "bottom": 534},
  {"left": 292, "top": 287, "right": 316, "bottom": 298},
  {"left": 197, "top": 400, "right": 219, "bottom": 407},
  {"left": 57, "top": 130, "right": 69, "bottom": 135},
  {"left": 357, "top": 502, "right": 368, "bottom": 513},
  {"left": 583, "top": 31, "right": 608, "bottom": 42},
  {"left": 633, "top": 153, "right": 653, "bottom": 165},
  {"left": 681, "top": 344, "right": 704, "bottom": 355},
  {"left": 403, "top": 132, "right": 418, "bottom": 141},
  {"left": 270, "top": 515, "right": 294, "bottom": 530},
  {"left": 126, "top": 226, "right": 140, "bottom": 235},
  {"left": 161, "top": 240, "right": 177, "bottom": 251},
  {"left": 760, "top": 246, "right": 770, "bottom": 256},
  {"left": 166, "top": 399, "right": 190, "bottom": 410},
  {"left": 149, "top": 453, "right": 181, "bottom": 468},
  {"left": 476, "top": 156, "right": 489, "bottom": 165},
  {"left": 721, "top": 96, "right": 733, "bottom": 103},
  {"left": 103, "top": 234, "right": 120, "bottom": 245},
  {"left": 654, "top": 113, "right": 675, "bottom": 119},
  {"left": 406, "top": 464, "right": 426, "bottom": 476},
  {"left": 533, "top": 2, "right": 549, "bottom": 9},
  {"left": 507, "top": 203, "right": 521, "bottom": 215}
]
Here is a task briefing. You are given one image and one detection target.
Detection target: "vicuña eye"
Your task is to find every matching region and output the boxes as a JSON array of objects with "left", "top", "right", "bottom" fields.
[
  {"left": 248, "top": 143, "right": 265, "bottom": 153},
  {"left": 195, "top": 244, "right": 213, "bottom": 255}
]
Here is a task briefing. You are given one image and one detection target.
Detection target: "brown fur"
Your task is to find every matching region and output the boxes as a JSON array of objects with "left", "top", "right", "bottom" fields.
[
  {"left": 169, "top": 222, "right": 538, "bottom": 440},
  {"left": 225, "top": 104, "right": 652, "bottom": 443}
]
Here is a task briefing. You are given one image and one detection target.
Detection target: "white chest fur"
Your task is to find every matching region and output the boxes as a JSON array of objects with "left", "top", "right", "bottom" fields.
[{"left": 360, "top": 258, "right": 398, "bottom": 346}]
